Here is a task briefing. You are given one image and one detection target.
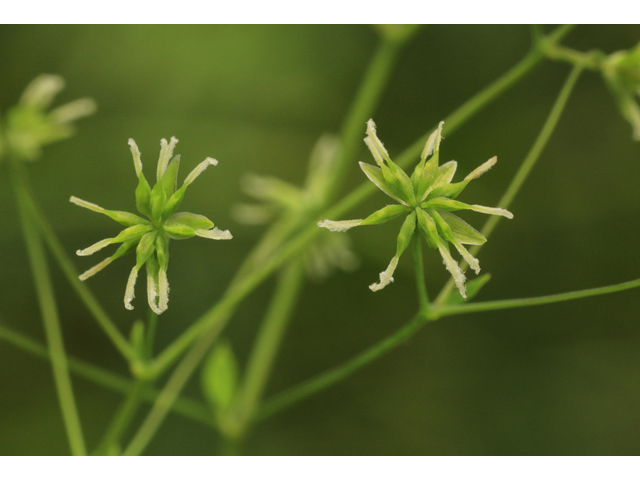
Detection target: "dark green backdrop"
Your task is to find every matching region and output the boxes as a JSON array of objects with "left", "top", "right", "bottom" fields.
[{"left": 1, "top": 25, "right": 639, "bottom": 455}]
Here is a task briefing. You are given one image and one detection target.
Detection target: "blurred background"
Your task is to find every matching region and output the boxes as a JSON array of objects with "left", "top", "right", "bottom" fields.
[{"left": 1, "top": 25, "right": 640, "bottom": 455}]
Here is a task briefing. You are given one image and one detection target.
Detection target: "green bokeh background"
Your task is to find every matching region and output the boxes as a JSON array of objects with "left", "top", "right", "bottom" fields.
[{"left": 1, "top": 25, "right": 640, "bottom": 455}]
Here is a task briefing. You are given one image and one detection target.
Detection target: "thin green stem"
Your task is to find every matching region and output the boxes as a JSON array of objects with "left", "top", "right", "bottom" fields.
[
  {"left": 412, "top": 232, "right": 429, "bottom": 313},
  {"left": 151, "top": 27, "right": 566, "bottom": 378},
  {"left": 123, "top": 319, "right": 227, "bottom": 456},
  {"left": 0, "top": 323, "right": 212, "bottom": 426},
  {"left": 435, "top": 63, "right": 584, "bottom": 306},
  {"left": 10, "top": 160, "right": 87, "bottom": 456},
  {"left": 257, "top": 311, "right": 431, "bottom": 421},
  {"left": 231, "top": 259, "right": 305, "bottom": 434},
  {"left": 14, "top": 165, "right": 135, "bottom": 361},
  {"left": 94, "top": 381, "right": 146, "bottom": 455},
  {"left": 145, "top": 310, "right": 158, "bottom": 361},
  {"left": 433, "top": 277, "right": 640, "bottom": 318}
]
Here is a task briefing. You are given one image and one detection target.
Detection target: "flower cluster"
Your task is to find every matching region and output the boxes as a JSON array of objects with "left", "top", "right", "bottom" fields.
[
  {"left": 602, "top": 42, "right": 640, "bottom": 141},
  {"left": 1, "top": 74, "right": 95, "bottom": 161},
  {"left": 71, "top": 137, "right": 232, "bottom": 314},
  {"left": 318, "top": 119, "right": 513, "bottom": 298},
  {"left": 233, "top": 135, "right": 358, "bottom": 280}
]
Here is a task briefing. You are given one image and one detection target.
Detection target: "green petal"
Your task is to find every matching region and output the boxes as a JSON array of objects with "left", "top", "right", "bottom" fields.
[
  {"left": 438, "top": 211, "right": 486, "bottom": 245},
  {"left": 420, "top": 197, "right": 513, "bottom": 219},
  {"left": 359, "top": 162, "right": 408, "bottom": 205},
  {"left": 437, "top": 239, "right": 466, "bottom": 298},
  {"left": 157, "top": 137, "right": 179, "bottom": 182},
  {"left": 158, "top": 155, "right": 181, "bottom": 199},
  {"left": 134, "top": 231, "right": 158, "bottom": 269},
  {"left": 78, "top": 239, "right": 137, "bottom": 281},
  {"left": 163, "top": 223, "right": 196, "bottom": 239},
  {"left": 360, "top": 205, "right": 411, "bottom": 226},
  {"left": 70, "top": 196, "right": 149, "bottom": 227},
  {"left": 150, "top": 179, "right": 167, "bottom": 221},
  {"left": 111, "top": 223, "right": 154, "bottom": 244},
  {"left": 415, "top": 208, "right": 440, "bottom": 250},
  {"left": 155, "top": 234, "right": 170, "bottom": 270},
  {"left": 162, "top": 158, "right": 218, "bottom": 219},
  {"left": 317, "top": 219, "right": 363, "bottom": 232},
  {"left": 135, "top": 173, "right": 153, "bottom": 218}
]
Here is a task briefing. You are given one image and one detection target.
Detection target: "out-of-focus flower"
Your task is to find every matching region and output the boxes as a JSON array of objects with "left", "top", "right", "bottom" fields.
[{"left": 602, "top": 42, "right": 640, "bottom": 141}]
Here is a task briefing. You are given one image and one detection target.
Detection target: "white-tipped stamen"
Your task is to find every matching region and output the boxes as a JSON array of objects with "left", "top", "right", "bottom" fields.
[
  {"left": 317, "top": 219, "right": 363, "bottom": 233},
  {"left": 452, "top": 241, "right": 481, "bottom": 275},
  {"left": 157, "top": 136, "right": 179, "bottom": 181},
  {"left": 70, "top": 196, "right": 107, "bottom": 214},
  {"left": 76, "top": 238, "right": 113, "bottom": 256},
  {"left": 369, "top": 255, "right": 399, "bottom": 292},
  {"left": 470, "top": 205, "right": 514, "bottom": 219},
  {"left": 78, "top": 257, "right": 113, "bottom": 281},
  {"left": 438, "top": 244, "right": 466, "bottom": 298},
  {"left": 128, "top": 139, "right": 143, "bottom": 178},
  {"left": 124, "top": 266, "right": 139, "bottom": 310},
  {"left": 183, "top": 158, "right": 218, "bottom": 187},
  {"left": 50, "top": 98, "right": 97, "bottom": 123},
  {"left": 195, "top": 227, "right": 233, "bottom": 240},
  {"left": 158, "top": 267, "right": 169, "bottom": 313},
  {"left": 21, "top": 74, "right": 64, "bottom": 108},
  {"left": 465, "top": 156, "right": 497, "bottom": 181}
]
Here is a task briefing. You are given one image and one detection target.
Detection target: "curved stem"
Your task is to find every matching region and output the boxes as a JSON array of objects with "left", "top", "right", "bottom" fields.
[
  {"left": 257, "top": 311, "right": 431, "bottom": 421},
  {"left": 10, "top": 160, "right": 87, "bottom": 456},
  {"left": 151, "top": 27, "right": 566, "bottom": 378},
  {"left": 434, "top": 277, "right": 640, "bottom": 318},
  {"left": 435, "top": 62, "right": 584, "bottom": 306},
  {"left": 14, "top": 163, "right": 135, "bottom": 361},
  {"left": 412, "top": 232, "right": 429, "bottom": 312},
  {"left": 231, "top": 259, "right": 305, "bottom": 436}
]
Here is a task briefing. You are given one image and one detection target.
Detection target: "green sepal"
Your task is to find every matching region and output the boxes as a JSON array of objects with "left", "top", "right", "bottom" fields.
[
  {"left": 360, "top": 205, "right": 410, "bottom": 226},
  {"left": 377, "top": 161, "right": 414, "bottom": 206},
  {"left": 150, "top": 180, "right": 167, "bottom": 221},
  {"left": 163, "top": 222, "right": 196, "bottom": 239},
  {"left": 167, "top": 212, "right": 214, "bottom": 230},
  {"left": 110, "top": 239, "right": 139, "bottom": 262},
  {"left": 134, "top": 231, "right": 157, "bottom": 269},
  {"left": 413, "top": 156, "right": 438, "bottom": 202},
  {"left": 416, "top": 208, "right": 440, "bottom": 250},
  {"left": 155, "top": 233, "right": 170, "bottom": 270},
  {"left": 420, "top": 197, "right": 470, "bottom": 212},
  {"left": 439, "top": 211, "right": 486, "bottom": 245},
  {"left": 443, "top": 273, "right": 492, "bottom": 306},
  {"left": 201, "top": 340, "right": 239, "bottom": 413},
  {"left": 427, "top": 209, "right": 455, "bottom": 244},
  {"left": 425, "top": 180, "right": 469, "bottom": 201},
  {"left": 135, "top": 172, "right": 153, "bottom": 218},
  {"left": 111, "top": 223, "right": 153, "bottom": 244},
  {"left": 395, "top": 210, "right": 417, "bottom": 257},
  {"left": 102, "top": 209, "right": 149, "bottom": 228},
  {"left": 158, "top": 156, "right": 181, "bottom": 200},
  {"left": 359, "top": 162, "right": 407, "bottom": 205},
  {"left": 162, "top": 184, "right": 188, "bottom": 220}
]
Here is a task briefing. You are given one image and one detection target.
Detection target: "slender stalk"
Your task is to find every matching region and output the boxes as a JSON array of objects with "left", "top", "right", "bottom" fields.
[
  {"left": 434, "top": 277, "right": 640, "bottom": 318},
  {"left": 123, "top": 319, "right": 227, "bottom": 456},
  {"left": 256, "top": 276, "right": 640, "bottom": 421},
  {"left": 151, "top": 27, "right": 568, "bottom": 378},
  {"left": 94, "top": 381, "right": 146, "bottom": 455},
  {"left": 257, "top": 311, "right": 430, "bottom": 421},
  {"left": 435, "top": 63, "right": 585, "bottom": 306},
  {"left": 15, "top": 166, "right": 135, "bottom": 361},
  {"left": 412, "top": 232, "right": 429, "bottom": 313},
  {"left": 0, "top": 323, "right": 212, "bottom": 425},
  {"left": 145, "top": 310, "right": 158, "bottom": 360},
  {"left": 231, "top": 259, "right": 305, "bottom": 434},
  {"left": 10, "top": 160, "right": 87, "bottom": 456}
]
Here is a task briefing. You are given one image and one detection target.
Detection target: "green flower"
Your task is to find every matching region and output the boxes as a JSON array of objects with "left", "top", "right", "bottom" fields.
[
  {"left": 71, "top": 137, "right": 232, "bottom": 314},
  {"left": 233, "top": 135, "right": 358, "bottom": 280},
  {"left": 318, "top": 119, "right": 513, "bottom": 298},
  {"left": 602, "top": 42, "right": 640, "bottom": 141},
  {"left": 1, "top": 74, "right": 96, "bottom": 161}
]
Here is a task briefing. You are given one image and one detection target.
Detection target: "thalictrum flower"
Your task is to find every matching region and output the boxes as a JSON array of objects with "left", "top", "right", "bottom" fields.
[
  {"left": 318, "top": 119, "right": 513, "bottom": 298},
  {"left": 233, "top": 135, "right": 358, "bottom": 280},
  {"left": 602, "top": 42, "right": 640, "bottom": 141},
  {"left": 1, "top": 74, "right": 96, "bottom": 161},
  {"left": 71, "top": 137, "right": 232, "bottom": 314}
]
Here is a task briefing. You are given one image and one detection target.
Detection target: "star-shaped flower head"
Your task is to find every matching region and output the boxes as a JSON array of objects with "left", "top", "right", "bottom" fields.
[
  {"left": 233, "top": 135, "right": 358, "bottom": 280},
  {"left": 1, "top": 74, "right": 96, "bottom": 161},
  {"left": 318, "top": 119, "right": 513, "bottom": 298},
  {"left": 602, "top": 41, "right": 640, "bottom": 141},
  {"left": 71, "top": 137, "right": 232, "bottom": 314}
]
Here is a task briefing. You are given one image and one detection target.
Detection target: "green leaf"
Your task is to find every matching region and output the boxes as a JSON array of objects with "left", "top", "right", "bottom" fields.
[
  {"left": 443, "top": 273, "right": 492, "bottom": 305},
  {"left": 360, "top": 204, "right": 410, "bottom": 226},
  {"left": 439, "top": 211, "right": 486, "bottom": 245},
  {"left": 201, "top": 340, "right": 239, "bottom": 413}
]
